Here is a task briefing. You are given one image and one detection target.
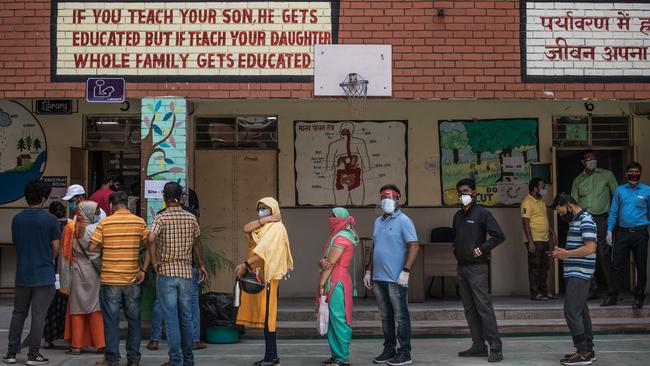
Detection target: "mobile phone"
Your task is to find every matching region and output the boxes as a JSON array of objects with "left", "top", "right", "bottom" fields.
[{"left": 545, "top": 250, "right": 554, "bottom": 255}]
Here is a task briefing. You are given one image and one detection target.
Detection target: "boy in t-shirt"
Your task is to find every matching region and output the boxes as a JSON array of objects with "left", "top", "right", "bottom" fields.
[{"left": 551, "top": 193, "right": 597, "bottom": 366}]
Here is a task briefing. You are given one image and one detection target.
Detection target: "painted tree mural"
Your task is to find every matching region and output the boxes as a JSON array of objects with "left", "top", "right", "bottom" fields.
[
  {"left": 33, "top": 138, "right": 42, "bottom": 152},
  {"left": 140, "top": 98, "right": 187, "bottom": 223},
  {"left": 440, "top": 129, "right": 468, "bottom": 164},
  {"left": 17, "top": 138, "right": 25, "bottom": 152}
]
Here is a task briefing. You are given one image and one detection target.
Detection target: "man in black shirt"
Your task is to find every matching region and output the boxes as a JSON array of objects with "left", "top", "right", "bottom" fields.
[{"left": 453, "top": 179, "right": 506, "bottom": 363}]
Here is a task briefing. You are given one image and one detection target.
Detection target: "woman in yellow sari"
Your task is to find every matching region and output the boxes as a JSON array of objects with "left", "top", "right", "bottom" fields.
[{"left": 234, "top": 197, "right": 293, "bottom": 366}]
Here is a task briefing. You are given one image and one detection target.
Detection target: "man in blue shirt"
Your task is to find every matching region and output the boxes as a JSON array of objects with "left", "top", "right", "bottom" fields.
[
  {"left": 3, "top": 181, "right": 61, "bottom": 366},
  {"left": 551, "top": 193, "right": 597, "bottom": 366},
  {"left": 602, "top": 162, "right": 650, "bottom": 309},
  {"left": 364, "top": 184, "right": 419, "bottom": 366}
]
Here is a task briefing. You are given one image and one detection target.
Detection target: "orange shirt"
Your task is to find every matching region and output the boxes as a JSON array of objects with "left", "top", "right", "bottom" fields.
[{"left": 90, "top": 209, "right": 148, "bottom": 285}]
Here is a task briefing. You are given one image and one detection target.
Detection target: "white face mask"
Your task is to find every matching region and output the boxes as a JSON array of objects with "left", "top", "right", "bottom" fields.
[
  {"left": 380, "top": 198, "right": 396, "bottom": 214},
  {"left": 585, "top": 159, "right": 597, "bottom": 171},
  {"left": 538, "top": 188, "right": 547, "bottom": 197},
  {"left": 257, "top": 208, "right": 271, "bottom": 219},
  {"left": 460, "top": 194, "right": 473, "bottom": 207}
]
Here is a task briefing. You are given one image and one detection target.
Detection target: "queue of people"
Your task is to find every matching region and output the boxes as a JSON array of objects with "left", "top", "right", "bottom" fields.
[{"left": 2, "top": 155, "right": 648, "bottom": 366}]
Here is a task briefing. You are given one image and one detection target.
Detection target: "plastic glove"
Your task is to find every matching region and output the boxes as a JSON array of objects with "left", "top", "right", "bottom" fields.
[
  {"left": 363, "top": 270, "right": 373, "bottom": 290},
  {"left": 397, "top": 270, "right": 410, "bottom": 287},
  {"left": 606, "top": 231, "right": 613, "bottom": 246}
]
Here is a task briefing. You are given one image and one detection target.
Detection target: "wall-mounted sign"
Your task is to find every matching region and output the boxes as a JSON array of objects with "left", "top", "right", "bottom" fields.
[
  {"left": 52, "top": 1, "right": 339, "bottom": 82},
  {"left": 42, "top": 176, "right": 68, "bottom": 205},
  {"left": 35, "top": 100, "right": 73, "bottom": 115},
  {"left": 144, "top": 180, "right": 171, "bottom": 199},
  {"left": 522, "top": 1, "right": 650, "bottom": 82},
  {"left": 86, "top": 78, "right": 126, "bottom": 103}
]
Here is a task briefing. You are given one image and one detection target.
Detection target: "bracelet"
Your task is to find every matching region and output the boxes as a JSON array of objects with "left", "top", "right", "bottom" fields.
[
  {"left": 244, "top": 261, "right": 253, "bottom": 270},
  {"left": 402, "top": 267, "right": 410, "bottom": 273}
]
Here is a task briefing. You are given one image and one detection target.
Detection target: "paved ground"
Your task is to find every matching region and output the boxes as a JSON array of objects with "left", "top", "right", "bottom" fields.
[{"left": 1, "top": 334, "right": 650, "bottom": 365}]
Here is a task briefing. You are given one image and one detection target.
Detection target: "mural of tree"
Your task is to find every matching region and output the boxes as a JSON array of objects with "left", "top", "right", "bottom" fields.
[
  {"left": 465, "top": 121, "right": 499, "bottom": 165},
  {"left": 24, "top": 135, "right": 32, "bottom": 151},
  {"left": 17, "top": 138, "right": 25, "bottom": 152},
  {"left": 33, "top": 138, "right": 42, "bottom": 151},
  {"left": 440, "top": 129, "right": 468, "bottom": 164},
  {"left": 141, "top": 100, "right": 184, "bottom": 180}
]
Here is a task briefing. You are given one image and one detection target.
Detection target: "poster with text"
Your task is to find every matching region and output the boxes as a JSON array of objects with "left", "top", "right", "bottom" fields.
[
  {"left": 439, "top": 119, "right": 539, "bottom": 207},
  {"left": 295, "top": 121, "right": 407, "bottom": 206}
]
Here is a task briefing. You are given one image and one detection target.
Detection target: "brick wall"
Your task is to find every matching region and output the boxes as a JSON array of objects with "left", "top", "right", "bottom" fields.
[{"left": 2, "top": 0, "right": 650, "bottom": 99}]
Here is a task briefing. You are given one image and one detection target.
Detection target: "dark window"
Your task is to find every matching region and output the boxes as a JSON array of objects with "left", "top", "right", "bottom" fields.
[
  {"left": 195, "top": 116, "right": 277, "bottom": 149},
  {"left": 85, "top": 117, "right": 141, "bottom": 151},
  {"left": 552, "top": 115, "right": 630, "bottom": 148}
]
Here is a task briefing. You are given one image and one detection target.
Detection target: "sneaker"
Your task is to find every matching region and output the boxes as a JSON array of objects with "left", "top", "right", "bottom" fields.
[
  {"left": 2, "top": 353, "right": 16, "bottom": 364},
  {"left": 386, "top": 353, "right": 413, "bottom": 366},
  {"left": 561, "top": 352, "right": 592, "bottom": 366},
  {"left": 373, "top": 349, "right": 396, "bottom": 364},
  {"left": 563, "top": 351, "right": 596, "bottom": 362},
  {"left": 458, "top": 345, "right": 488, "bottom": 357},
  {"left": 488, "top": 349, "right": 503, "bottom": 363},
  {"left": 25, "top": 354, "right": 48, "bottom": 365}
]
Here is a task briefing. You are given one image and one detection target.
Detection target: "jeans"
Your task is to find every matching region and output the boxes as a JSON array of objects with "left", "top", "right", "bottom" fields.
[
  {"left": 99, "top": 284, "right": 142, "bottom": 364},
  {"left": 157, "top": 275, "right": 194, "bottom": 366},
  {"left": 564, "top": 277, "right": 594, "bottom": 353},
  {"left": 372, "top": 281, "right": 411, "bottom": 356},
  {"left": 608, "top": 229, "right": 649, "bottom": 299},
  {"left": 151, "top": 268, "right": 201, "bottom": 342},
  {"left": 457, "top": 264, "right": 502, "bottom": 351},
  {"left": 7, "top": 285, "right": 55, "bottom": 358}
]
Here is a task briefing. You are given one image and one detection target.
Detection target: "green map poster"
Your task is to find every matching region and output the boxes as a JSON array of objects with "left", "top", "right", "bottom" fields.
[{"left": 439, "top": 118, "right": 539, "bottom": 206}]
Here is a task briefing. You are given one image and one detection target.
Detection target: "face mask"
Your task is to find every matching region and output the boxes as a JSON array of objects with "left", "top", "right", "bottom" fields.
[
  {"left": 628, "top": 173, "right": 641, "bottom": 184},
  {"left": 585, "top": 160, "right": 597, "bottom": 171},
  {"left": 459, "top": 194, "right": 473, "bottom": 207},
  {"left": 537, "top": 188, "right": 547, "bottom": 198},
  {"left": 380, "top": 198, "right": 396, "bottom": 214},
  {"left": 69, "top": 201, "right": 77, "bottom": 213},
  {"left": 93, "top": 213, "right": 101, "bottom": 223},
  {"left": 560, "top": 208, "right": 574, "bottom": 223},
  {"left": 257, "top": 208, "right": 271, "bottom": 218}
]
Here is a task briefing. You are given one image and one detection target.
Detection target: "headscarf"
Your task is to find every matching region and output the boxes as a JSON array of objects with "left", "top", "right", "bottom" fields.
[
  {"left": 251, "top": 197, "right": 294, "bottom": 281},
  {"left": 61, "top": 201, "right": 98, "bottom": 265},
  {"left": 325, "top": 207, "right": 358, "bottom": 252}
]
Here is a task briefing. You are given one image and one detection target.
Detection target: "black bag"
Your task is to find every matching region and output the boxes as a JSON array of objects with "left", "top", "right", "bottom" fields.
[{"left": 200, "top": 292, "right": 238, "bottom": 328}]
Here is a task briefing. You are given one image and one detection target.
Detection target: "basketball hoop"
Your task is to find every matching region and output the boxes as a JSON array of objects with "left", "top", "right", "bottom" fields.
[{"left": 339, "top": 73, "right": 368, "bottom": 113}]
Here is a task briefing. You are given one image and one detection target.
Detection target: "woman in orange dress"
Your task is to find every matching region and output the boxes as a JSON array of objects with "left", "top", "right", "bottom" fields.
[
  {"left": 60, "top": 200, "right": 105, "bottom": 354},
  {"left": 234, "top": 197, "right": 293, "bottom": 366}
]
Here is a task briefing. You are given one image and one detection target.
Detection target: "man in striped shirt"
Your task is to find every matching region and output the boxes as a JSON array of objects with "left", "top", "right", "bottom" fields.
[
  {"left": 89, "top": 191, "right": 150, "bottom": 366},
  {"left": 551, "top": 193, "right": 597, "bottom": 366}
]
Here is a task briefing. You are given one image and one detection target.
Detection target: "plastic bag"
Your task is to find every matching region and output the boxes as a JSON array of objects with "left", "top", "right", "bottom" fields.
[
  {"left": 317, "top": 295, "right": 329, "bottom": 336},
  {"left": 200, "top": 292, "right": 237, "bottom": 327}
]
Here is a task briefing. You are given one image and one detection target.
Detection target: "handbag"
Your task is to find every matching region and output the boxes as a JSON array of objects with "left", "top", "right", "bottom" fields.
[
  {"left": 74, "top": 224, "right": 102, "bottom": 275},
  {"left": 317, "top": 294, "right": 329, "bottom": 336}
]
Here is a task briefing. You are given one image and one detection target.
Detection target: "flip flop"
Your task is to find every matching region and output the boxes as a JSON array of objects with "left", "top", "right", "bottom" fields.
[{"left": 65, "top": 348, "right": 81, "bottom": 355}]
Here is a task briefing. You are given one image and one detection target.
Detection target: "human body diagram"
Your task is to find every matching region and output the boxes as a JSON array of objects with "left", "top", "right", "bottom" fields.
[{"left": 325, "top": 123, "right": 371, "bottom": 205}]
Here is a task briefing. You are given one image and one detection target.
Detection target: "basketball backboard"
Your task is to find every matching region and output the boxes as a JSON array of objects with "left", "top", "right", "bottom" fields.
[{"left": 314, "top": 44, "right": 392, "bottom": 97}]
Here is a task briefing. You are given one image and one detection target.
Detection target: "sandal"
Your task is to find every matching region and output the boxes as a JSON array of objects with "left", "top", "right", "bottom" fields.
[
  {"left": 65, "top": 348, "right": 81, "bottom": 355},
  {"left": 96, "top": 347, "right": 105, "bottom": 354}
]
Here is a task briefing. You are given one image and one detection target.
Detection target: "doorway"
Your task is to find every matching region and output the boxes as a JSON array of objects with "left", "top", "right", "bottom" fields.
[
  {"left": 553, "top": 115, "right": 632, "bottom": 294},
  {"left": 82, "top": 116, "right": 141, "bottom": 215}
]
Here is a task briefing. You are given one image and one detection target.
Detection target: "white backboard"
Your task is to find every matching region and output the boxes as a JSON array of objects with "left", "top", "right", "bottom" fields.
[{"left": 314, "top": 44, "right": 392, "bottom": 97}]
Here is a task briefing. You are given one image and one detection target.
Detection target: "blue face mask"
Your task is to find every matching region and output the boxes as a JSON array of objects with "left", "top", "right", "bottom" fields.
[
  {"left": 93, "top": 213, "right": 101, "bottom": 223},
  {"left": 69, "top": 201, "right": 77, "bottom": 213}
]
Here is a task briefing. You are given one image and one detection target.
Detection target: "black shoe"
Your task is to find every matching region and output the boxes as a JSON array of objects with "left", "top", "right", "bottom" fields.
[
  {"left": 488, "top": 349, "right": 503, "bottom": 363},
  {"left": 373, "top": 349, "right": 396, "bottom": 364},
  {"left": 531, "top": 294, "right": 549, "bottom": 301},
  {"left": 561, "top": 352, "right": 592, "bottom": 365},
  {"left": 386, "top": 353, "right": 412, "bottom": 366},
  {"left": 2, "top": 353, "right": 16, "bottom": 364},
  {"left": 26, "top": 354, "right": 49, "bottom": 366},
  {"left": 600, "top": 297, "right": 617, "bottom": 307},
  {"left": 563, "top": 350, "right": 596, "bottom": 362},
  {"left": 633, "top": 297, "right": 644, "bottom": 309},
  {"left": 587, "top": 292, "right": 599, "bottom": 300},
  {"left": 253, "top": 358, "right": 280, "bottom": 366},
  {"left": 458, "top": 344, "right": 488, "bottom": 357}
]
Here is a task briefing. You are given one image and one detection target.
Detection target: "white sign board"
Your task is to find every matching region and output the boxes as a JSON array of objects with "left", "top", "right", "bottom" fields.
[
  {"left": 144, "top": 180, "right": 170, "bottom": 199},
  {"left": 523, "top": 1, "right": 650, "bottom": 81},
  {"left": 502, "top": 156, "right": 526, "bottom": 173},
  {"left": 294, "top": 121, "right": 407, "bottom": 206}
]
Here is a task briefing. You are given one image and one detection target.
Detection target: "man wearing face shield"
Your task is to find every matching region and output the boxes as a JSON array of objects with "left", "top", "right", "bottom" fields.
[
  {"left": 603, "top": 162, "right": 650, "bottom": 309},
  {"left": 570, "top": 150, "right": 618, "bottom": 299},
  {"left": 363, "top": 184, "right": 419, "bottom": 366},
  {"left": 453, "top": 179, "right": 505, "bottom": 363}
]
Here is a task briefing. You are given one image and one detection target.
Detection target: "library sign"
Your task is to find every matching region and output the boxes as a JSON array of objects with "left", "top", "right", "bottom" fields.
[
  {"left": 52, "top": 1, "right": 339, "bottom": 81},
  {"left": 522, "top": 1, "right": 650, "bottom": 82}
]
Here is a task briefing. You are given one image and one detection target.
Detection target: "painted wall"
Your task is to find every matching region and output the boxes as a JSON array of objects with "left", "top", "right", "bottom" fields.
[
  {"left": 0, "top": 99, "right": 141, "bottom": 287},
  {"left": 192, "top": 98, "right": 649, "bottom": 297}
]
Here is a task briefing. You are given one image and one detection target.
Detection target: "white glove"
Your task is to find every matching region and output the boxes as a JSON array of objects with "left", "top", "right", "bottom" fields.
[
  {"left": 606, "top": 231, "right": 613, "bottom": 246},
  {"left": 363, "top": 270, "right": 373, "bottom": 290},
  {"left": 397, "top": 270, "right": 410, "bottom": 287}
]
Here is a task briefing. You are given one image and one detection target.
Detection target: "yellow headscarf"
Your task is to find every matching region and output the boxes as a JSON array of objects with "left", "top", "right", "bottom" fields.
[{"left": 251, "top": 197, "right": 294, "bottom": 281}]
